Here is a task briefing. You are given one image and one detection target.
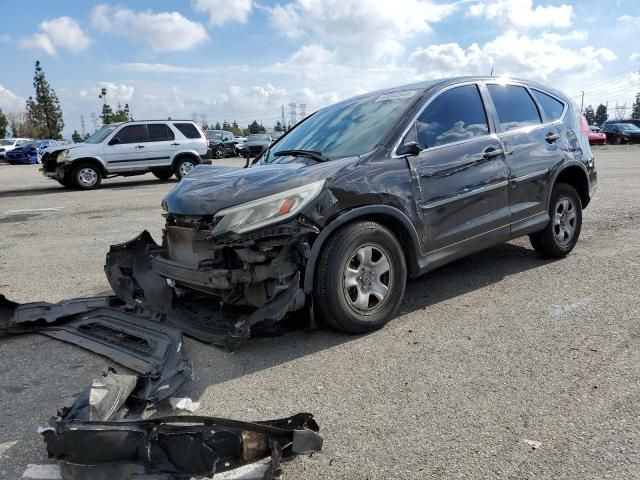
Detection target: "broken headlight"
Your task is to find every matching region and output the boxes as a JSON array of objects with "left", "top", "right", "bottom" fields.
[
  {"left": 56, "top": 149, "right": 70, "bottom": 163},
  {"left": 211, "top": 180, "right": 324, "bottom": 236}
]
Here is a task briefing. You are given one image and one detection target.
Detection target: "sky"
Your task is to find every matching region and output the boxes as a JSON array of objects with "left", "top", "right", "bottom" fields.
[{"left": 1, "top": 0, "right": 639, "bottom": 137}]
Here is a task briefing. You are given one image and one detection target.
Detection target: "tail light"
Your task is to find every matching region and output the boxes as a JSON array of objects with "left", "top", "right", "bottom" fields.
[
  {"left": 197, "top": 124, "right": 209, "bottom": 145},
  {"left": 580, "top": 115, "right": 589, "bottom": 136}
]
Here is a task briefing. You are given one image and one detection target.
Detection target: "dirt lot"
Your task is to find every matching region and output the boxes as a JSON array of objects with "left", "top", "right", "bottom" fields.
[{"left": 1, "top": 147, "right": 639, "bottom": 479}]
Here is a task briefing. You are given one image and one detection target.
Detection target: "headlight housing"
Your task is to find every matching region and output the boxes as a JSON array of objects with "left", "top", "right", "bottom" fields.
[
  {"left": 56, "top": 149, "right": 70, "bottom": 163},
  {"left": 210, "top": 180, "right": 324, "bottom": 236}
]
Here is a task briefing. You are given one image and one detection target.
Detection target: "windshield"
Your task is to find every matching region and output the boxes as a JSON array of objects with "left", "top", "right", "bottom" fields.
[
  {"left": 247, "top": 134, "right": 270, "bottom": 142},
  {"left": 84, "top": 124, "right": 118, "bottom": 144},
  {"left": 0, "top": 139, "right": 15, "bottom": 146},
  {"left": 264, "top": 90, "right": 421, "bottom": 162},
  {"left": 617, "top": 124, "right": 640, "bottom": 131}
]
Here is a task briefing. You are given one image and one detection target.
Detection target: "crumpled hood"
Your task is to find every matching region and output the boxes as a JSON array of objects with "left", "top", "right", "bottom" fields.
[
  {"left": 44, "top": 143, "right": 84, "bottom": 155},
  {"left": 163, "top": 158, "right": 357, "bottom": 215}
]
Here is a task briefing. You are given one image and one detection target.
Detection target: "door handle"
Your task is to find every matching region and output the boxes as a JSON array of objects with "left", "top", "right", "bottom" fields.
[
  {"left": 482, "top": 147, "right": 504, "bottom": 159},
  {"left": 171, "top": 143, "right": 180, "bottom": 146},
  {"left": 134, "top": 145, "right": 145, "bottom": 149},
  {"left": 545, "top": 132, "right": 560, "bottom": 143}
]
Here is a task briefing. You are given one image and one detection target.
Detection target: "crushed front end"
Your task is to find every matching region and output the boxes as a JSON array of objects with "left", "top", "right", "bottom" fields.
[{"left": 105, "top": 179, "right": 329, "bottom": 349}]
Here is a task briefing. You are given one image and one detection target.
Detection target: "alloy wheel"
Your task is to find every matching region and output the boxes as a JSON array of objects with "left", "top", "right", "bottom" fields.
[
  {"left": 179, "top": 161, "right": 194, "bottom": 177},
  {"left": 553, "top": 196, "right": 577, "bottom": 246},
  {"left": 343, "top": 243, "right": 393, "bottom": 315},
  {"left": 77, "top": 167, "right": 98, "bottom": 188}
]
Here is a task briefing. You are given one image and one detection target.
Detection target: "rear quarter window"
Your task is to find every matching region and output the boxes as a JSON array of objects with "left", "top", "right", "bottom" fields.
[
  {"left": 173, "top": 123, "right": 201, "bottom": 139},
  {"left": 531, "top": 89, "right": 565, "bottom": 122}
]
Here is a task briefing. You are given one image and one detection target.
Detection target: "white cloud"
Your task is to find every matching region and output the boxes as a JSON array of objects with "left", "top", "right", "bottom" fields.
[
  {"left": 0, "top": 84, "right": 25, "bottom": 113},
  {"left": 91, "top": 4, "right": 209, "bottom": 52},
  {"left": 618, "top": 15, "right": 640, "bottom": 25},
  {"left": 267, "top": 0, "right": 457, "bottom": 61},
  {"left": 630, "top": 53, "right": 640, "bottom": 62},
  {"left": 468, "top": 0, "right": 572, "bottom": 29},
  {"left": 119, "top": 62, "right": 249, "bottom": 74},
  {"left": 79, "top": 82, "right": 135, "bottom": 103},
  {"left": 20, "top": 17, "right": 91, "bottom": 55},
  {"left": 192, "top": 0, "right": 252, "bottom": 25},
  {"left": 409, "top": 30, "right": 615, "bottom": 82},
  {"left": 288, "top": 44, "right": 336, "bottom": 65}
]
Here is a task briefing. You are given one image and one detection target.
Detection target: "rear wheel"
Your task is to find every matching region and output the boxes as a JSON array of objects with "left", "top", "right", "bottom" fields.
[
  {"left": 314, "top": 221, "right": 407, "bottom": 334},
  {"left": 72, "top": 164, "right": 101, "bottom": 190},
  {"left": 529, "top": 183, "right": 582, "bottom": 258},
  {"left": 152, "top": 170, "right": 174, "bottom": 180},
  {"left": 214, "top": 146, "right": 225, "bottom": 159},
  {"left": 174, "top": 157, "right": 196, "bottom": 180}
]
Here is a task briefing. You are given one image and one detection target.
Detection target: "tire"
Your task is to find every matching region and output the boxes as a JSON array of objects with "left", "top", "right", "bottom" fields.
[
  {"left": 153, "top": 170, "right": 174, "bottom": 180},
  {"left": 529, "top": 183, "right": 582, "bottom": 258},
  {"left": 214, "top": 146, "right": 225, "bottom": 159},
  {"left": 71, "top": 163, "right": 101, "bottom": 190},
  {"left": 314, "top": 221, "right": 407, "bottom": 334},
  {"left": 174, "top": 157, "right": 196, "bottom": 180}
]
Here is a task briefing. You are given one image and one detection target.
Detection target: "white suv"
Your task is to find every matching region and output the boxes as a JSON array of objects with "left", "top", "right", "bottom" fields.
[
  {"left": 0, "top": 138, "right": 31, "bottom": 160},
  {"left": 41, "top": 120, "right": 211, "bottom": 189}
]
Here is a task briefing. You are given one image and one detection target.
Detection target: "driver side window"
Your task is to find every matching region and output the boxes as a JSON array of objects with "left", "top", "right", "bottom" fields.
[{"left": 408, "top": 85, "right": 489, "bottom": 149}]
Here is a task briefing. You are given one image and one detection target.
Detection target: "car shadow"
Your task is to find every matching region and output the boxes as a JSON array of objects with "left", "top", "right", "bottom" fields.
[
  {"left": 178, "top": 241, "right": 554, "bottom": 402},
  {"left": 0, "top": 178, "right": 178, "bottom": 198}
]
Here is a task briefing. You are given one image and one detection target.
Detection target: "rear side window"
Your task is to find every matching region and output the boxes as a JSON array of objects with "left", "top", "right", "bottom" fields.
[
  {"left": 531, "top": 89, "right": 564, "bottom": 122},
  {"left": 411, "top": 84, "right": 489, "bottom": 149},
  {"left": 147, "top": 124, "right": 175, "bottom": 142},
  {"left": 116, "top": 125, "right": 144, "bottom": 144},
  {"left": 487, "top": 84, "right": 541, "bottom": 132},
  {"left": 173, "top": 123, "right": 201, "bottom": 139}
]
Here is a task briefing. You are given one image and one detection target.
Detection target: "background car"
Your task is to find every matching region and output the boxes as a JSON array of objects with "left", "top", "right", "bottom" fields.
[
  {"left": 603, "top": 119, "right": 640, "bottom": 130},
  {"left": 588, "top": 125, "right": 606, "bottom": 145},
  {"left": 0, "top": 138, "right": 31, "bottom": 159},
  {"left": 5, "top": 139, "right": 60, "bottom": 164},
  {"left": 601, "top": 123, "right": 640, "bottom": 144},
  {"left": 205, "top": 130, "right": 238, "bottom": 158},
  {"left": 239, "top": 133, "right": 273, "bottom": 158}
]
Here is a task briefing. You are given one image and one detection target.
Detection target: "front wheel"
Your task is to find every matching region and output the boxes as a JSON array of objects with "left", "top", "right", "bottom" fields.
[
  {"left": 529, "top": 183, "right": 582, "bottom": 258},
  {"left": 152, "top": 170, "right": 174, "bottom": 180},
  {"left": 214, "top": 146, "right": 225, "bottom": 159},
  {"left": 314, "top": 221, "right": 407, "bottom": 334},
  {"left": 72, "top": 164, "right": 102, "bottom": 190},
  {"left": 174, "top": 157, "right": 196, "bottom": 180}
]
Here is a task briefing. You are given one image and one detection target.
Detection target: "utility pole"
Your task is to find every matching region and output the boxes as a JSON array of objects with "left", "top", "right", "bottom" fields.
[
  {"left": 80, "top": 114, "right": 86, "bottom": 137},
  {"left": 288, "top": 102, "right": 297, "bottom": 128},
  {"left": 281, "top": 105, "right": 286, "bottom": 130},
  {"left": 580, "top": 91, "right": 584, "bottom": 113}
]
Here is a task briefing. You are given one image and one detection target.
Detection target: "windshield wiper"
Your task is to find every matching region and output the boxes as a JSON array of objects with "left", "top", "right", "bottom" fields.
[{"left": 273, "top": 149, "right": 328, "bottom": 162}]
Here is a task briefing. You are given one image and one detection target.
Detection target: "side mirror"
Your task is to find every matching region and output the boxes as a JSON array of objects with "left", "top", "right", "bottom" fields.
[
  {"left": 109, "top": 136, "right": 121, "bottom": 145},
  {"left": 397, "top": 141, "right": 422, "bottom": 156}
]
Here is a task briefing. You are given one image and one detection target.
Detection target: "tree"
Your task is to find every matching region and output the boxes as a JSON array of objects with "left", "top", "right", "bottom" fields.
[
  {"left": 100, "top": 103, "right": 114, "bottom": 125},
  {"left": 7, "top": 112, "right": 26, "bottom": 137},
  {"left": 594, "top": 104, "right": 608, "bottom": 126},
  {"left": 584, "top": 105, "right": 595, "bottom": 125},
  {"left": 71, "top": 130, "right": 82, "bottom": 143},
  {"left": 247, "top": 120, "right": 266, "bottom": 134},
  {"left": 111, "top": 103, "right": 132, "bottom": 122},
  {"left": 632, "top": 93, "right": 640, "bottom": 120},
  {"left": 274, "top": 120, "right": 283, "bottom": 132},
  {"left": 0, "top": 108, "right": 7, "bottom": 137},
  {"left": 27, "top": 61, "right": 64, "bottom": 138},
  {"left": 214, "top": 121, "right": 221, "bottom": 130}
]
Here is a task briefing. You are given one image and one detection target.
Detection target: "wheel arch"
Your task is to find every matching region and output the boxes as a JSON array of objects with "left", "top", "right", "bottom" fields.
[
  {"left": 172, "top": 151, "right": 202, "bottom": 168},
  {"left": 303, "top": 205, "right": 423, "bottom": 293},
  {"left": 70, "top": 157, "right": 107, "bottom": 177},
  {"left": 549, "top": 163, "right": 590, "bottom": 209}
]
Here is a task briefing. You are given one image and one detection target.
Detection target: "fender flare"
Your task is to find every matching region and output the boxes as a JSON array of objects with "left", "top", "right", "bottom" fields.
[
  {"left": 172, "top": 151, "right": 203, "bottom": 167},
  {"left": 69, "top": 157, "right": 108, "bottom": 177},
  {"left": 546, "top": 160, "right": 591, "bottom": 209},
  {"left": 303, "top": 205, "right": 423, "bottom": 293}
]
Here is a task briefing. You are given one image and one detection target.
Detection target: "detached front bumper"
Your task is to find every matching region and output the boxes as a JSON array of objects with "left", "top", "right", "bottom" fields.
[{"left": 105, "top": 228, "right": 310, "bottom": 349}]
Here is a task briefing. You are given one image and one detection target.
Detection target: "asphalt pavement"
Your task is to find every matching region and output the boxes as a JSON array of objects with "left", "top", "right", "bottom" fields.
[{"left": 0, "top": 148, "right": 639, "bottom": 479}]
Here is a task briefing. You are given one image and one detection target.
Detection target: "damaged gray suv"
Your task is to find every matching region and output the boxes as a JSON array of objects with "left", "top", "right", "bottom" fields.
[{"left": 107, "top": 77, "right": 597, "bottom": 347}]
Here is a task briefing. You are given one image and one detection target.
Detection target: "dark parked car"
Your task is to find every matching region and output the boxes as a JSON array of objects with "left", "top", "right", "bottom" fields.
[
  {"left": 205, "top": 130, "right": 238, "bottom": 158},
  {"left": 603, "top": 118, "right": 640, "bottom": 130},
  {"left": 5, "top": 139, "right": 60, "bottom": 164},
  {"left": 112, "top": 77, "right": 596, "bottom": 342},
  {"left": 239, "top": 133, "right": 272, "bottom": 158},
  {"left": 601, "top": 122, "right": 640, "bottom": 144}
]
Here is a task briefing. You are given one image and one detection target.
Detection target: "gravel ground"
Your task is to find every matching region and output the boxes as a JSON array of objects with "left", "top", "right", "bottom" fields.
[{"left": 0, "top": 148, "right": 639, "bottom": 479}]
